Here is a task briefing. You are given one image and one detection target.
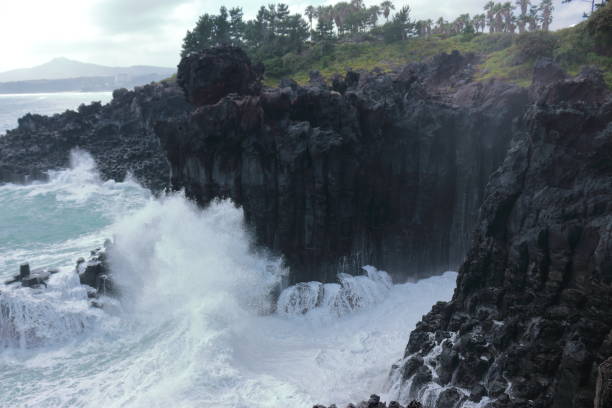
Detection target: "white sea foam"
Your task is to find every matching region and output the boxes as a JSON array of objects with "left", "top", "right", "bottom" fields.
[
  {"left": 0, "top": 270, "right": 104, "bottom": 349},
  {"left": 277, "top": 266, "right": 393, "bottom": 318},
  {"left": 0, "top": 150, "right": 149, "bottom": 281},
  {"left": 0, "top": 149, "right": 459, "bottom": 408}
]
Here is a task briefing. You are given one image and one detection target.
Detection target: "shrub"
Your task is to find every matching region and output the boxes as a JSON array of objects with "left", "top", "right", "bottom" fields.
[
  {"left": 263, "top": 57, "right": 290, "bottom": 78},
  {"left": 472, "top": 32, "right": 514, "bottom": 53},
  {"left": 586, "top": 2, "right": 612, "bottom": 56},
  {"left": 553, "top": 25, "right": 592, "bottom": 66},
  {"left": 514, "top": 31, "right": 559, "bottom": 62}
]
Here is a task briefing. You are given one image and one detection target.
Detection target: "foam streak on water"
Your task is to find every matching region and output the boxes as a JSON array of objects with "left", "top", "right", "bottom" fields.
[{"left": 0, "top": 150, "right": 458, "bottom": 408}]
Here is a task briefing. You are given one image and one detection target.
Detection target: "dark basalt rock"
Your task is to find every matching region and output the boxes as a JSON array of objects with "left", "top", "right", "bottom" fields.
[
  {"left": 538, "top": 65, "right": 609, "bottom": 105},
  {"left": 395, "top": 68, "right": 612, "bottom": 407},
  {"left": 77, "top": 243, "right": 116, "bottom": 297},
  {"left": 531, "top": 57, "right": 567, "bottom": 97},
  {"left": 313, "top": 395, "right": 422, "bottom": 408},
  {"left": 178, "top": 46, "right": 261, "bottom": 106},
  {"left": 158, "top": 47, "right": 528, "bottom": 283},
  {"left": 595, "top": 357, "right": 612, "bottom": 408},
  {"left": 3, "top": 263, "right": 59, "bottom": 288},
  {"left": 0, "top": 81, "right": 190, "bottom": 191},
  {"left": 437, "top": 388, "right": 466, "bottom": 407},
  {"left": 3, "top": 244, "right": 115, "bottom": 302}
]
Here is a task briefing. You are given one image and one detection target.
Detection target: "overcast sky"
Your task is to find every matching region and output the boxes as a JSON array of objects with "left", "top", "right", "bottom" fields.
[{"left": 0, "top": 0, "right": 593, "bottom": 72}]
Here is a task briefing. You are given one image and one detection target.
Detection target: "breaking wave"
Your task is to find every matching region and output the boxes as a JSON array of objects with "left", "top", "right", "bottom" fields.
[{"left": 0, "top": 150, "right": 458, "bottom": 407}]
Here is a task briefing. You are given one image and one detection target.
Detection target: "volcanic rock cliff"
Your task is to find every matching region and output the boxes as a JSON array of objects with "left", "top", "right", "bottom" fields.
[
  {"left": 157, "top": 47, "right": 528, "bottom": 283},
  {"left": 0, "top": 82, "right": 190, "bottom": 191},
  {"left": 392, "top": 65, "right": 612, "bottom": 407}
]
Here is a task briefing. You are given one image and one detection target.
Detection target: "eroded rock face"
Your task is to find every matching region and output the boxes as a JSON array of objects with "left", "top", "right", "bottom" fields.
[
  {"left": 595, "top": 357, "right": 612, "bottom": 408},
  {"left": 178, "top": 46, "right": 261, "bottom": 106},
  {"left": 394, "top": 69, "right": 612, "bottom": 407},
  {"left": 159, "top": 48, "right": 528, "bottom": 283},
  {"left": 0, "top": 82, "right": 190, "bottom": 191}
]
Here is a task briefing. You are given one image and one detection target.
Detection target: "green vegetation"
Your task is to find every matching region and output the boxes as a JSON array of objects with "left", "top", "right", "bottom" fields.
[
  {"left": 180, "top": 0, "right": 612, "bottom": 88},
  {"left": 181, "top": 0, "right": 558, "bottom": 61}
]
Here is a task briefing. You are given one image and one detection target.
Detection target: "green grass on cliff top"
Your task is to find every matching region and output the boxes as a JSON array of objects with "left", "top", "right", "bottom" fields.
[{"left": 262, "top": 24, "right": 612, "bottom": 89}]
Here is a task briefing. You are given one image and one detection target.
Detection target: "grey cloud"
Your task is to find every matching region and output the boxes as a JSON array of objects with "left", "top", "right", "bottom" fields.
[
  {"left": 23, "top": 0, "right": 590, "bottom": 72},
  {"left": 407, "top": 0, "right": 585, "bottom": 29},
  {"left": 91, "top": 0, "right": 191, "bottom": 34}
]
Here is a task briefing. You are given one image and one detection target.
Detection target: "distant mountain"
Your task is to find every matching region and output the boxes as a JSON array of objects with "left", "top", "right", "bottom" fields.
[{"left": 0, "top": 57, "right": 175, "bottom": 82}]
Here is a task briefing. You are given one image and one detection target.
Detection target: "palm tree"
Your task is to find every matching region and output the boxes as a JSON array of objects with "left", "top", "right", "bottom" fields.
[
  {"left": 539, "top": 0, "right": 553, "bottom": 31},
  {"left": 528, "top": 4, "right": 539, "bottom": 31},
  {"left": 425, "top": 19, "right": 433, "bottom": 36},
  {"left": 484, "top": 1, "right": 496, "bottom": 32},
  {"left": 367, "top": 5, "right": 381, "bottom": 28},
  {"left": 472, "top": 14, "right": 484, "bottom": 32},
  {"left": 493, "top": 3, "right": 504, "bottom": 32},
  {"left": 435, "top": 17, "right": 447, "bottom": 34},
  {"left": 380, "top": 0, "right": 395, "bottom": 21},
  {"left": 305, "top": 5, "right": 316, "bottom": 29},
  {"left": 332, "top": 2, "right": 348, "bottom": 35},
  {"left": 501, "top": 2, "right": 515, "bottom": 32},
  {"left": 515, "top": 0, "right": 530, "bottom": 33}
]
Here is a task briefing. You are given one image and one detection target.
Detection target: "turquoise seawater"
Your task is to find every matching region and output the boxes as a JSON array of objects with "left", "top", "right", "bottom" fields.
[
  {"left": 0, "top": 98, "right": 459, "bottom": 407},
  {"left": 0, "top": 151, "right": 149, "bottom": 281}
]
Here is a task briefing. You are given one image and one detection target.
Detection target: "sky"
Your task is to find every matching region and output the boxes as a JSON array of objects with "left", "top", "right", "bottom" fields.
[{"left": 0, "top": 0, "right": 594, "bottom": 72}]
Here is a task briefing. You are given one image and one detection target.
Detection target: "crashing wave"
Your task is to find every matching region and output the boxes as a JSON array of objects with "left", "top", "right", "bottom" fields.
[
  {"left": 0, "top": 270, "right": 104, "bottom": 349},
  {"left": 276, "top": 266, "right": 393, "bottom": 317}
]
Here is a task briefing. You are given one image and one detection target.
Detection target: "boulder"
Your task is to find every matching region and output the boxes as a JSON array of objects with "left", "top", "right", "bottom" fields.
[
  {"left": 3, "top": 263, "right": 58, "bottom": 288},
  {"left": 178, "top": 46, "right": 260, "bottom": 106},
  {"left": 77, "top": 241, "right": 117, "bottom": 297},
  {"left": 531, "top": 57, "right": 567, "bottom": 93}
]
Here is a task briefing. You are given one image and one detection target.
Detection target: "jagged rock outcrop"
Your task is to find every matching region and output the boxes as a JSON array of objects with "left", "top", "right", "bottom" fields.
[
  {"left": 3, "top": 243, "right": 115, "bottom": 301},
  {"left": 158, "top": 47, "right": 528, "bottom": 283},
  {"left": 595, "top": 357, "right": 612, "bottom": 408},
  {"left": 393, "top": 67, "right": 612, "bottom": 407},
  {"left": 3, "top": 263, "right": 59, "bottom": 288},
  {"left": 178, "top": 46, "right": 262, "bottom": 106},
  {"left": 314, "top": 393, "right": 423, "bottom": 408},
  {"left": 0, "top": 81, "right": 190, "bottom": 191},
  {"left": 76, "top": 242, "right": 115, "bottom": 298}
]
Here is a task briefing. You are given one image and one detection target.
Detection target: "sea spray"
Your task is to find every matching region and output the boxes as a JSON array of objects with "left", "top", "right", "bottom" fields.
[
  {"left": 0, "top": 270, "right": 104, "bottom": 349},
  {"left": 108, "top": 195, "right": 286, "bottom": 317},
  {"left": 277, "top": 266, "right": 393, "bottom": 317},
  {"left": 0, "top": 149, "right": 459, "bottom": 407},
  {"left": 0, "top": 150, "right": 149, "bottom": 281}
]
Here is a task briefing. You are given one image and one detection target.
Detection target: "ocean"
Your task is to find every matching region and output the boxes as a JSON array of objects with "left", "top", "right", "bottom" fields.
[
  {"left": 0, "top": 95, "right": 457, "bottom": 407},
  {"left": 0, "top": 91, "right": 113, "bottom": 135}
]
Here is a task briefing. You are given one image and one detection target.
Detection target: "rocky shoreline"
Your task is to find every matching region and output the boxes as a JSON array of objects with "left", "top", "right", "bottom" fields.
[
  {"left": 392, "top": 62, "right": 612, "bottom": 407},
  {"left": 1, "top": 45, "right": 611, "bottom": 407},
  {"left": 0, "top": 81, "right": 190, "bottom": 191},
  {"left": 315, "top": 394, "right": 423, "bottom": 408},
  {"left": 157, "top": 47, "right": 528, "bottom": 283}
]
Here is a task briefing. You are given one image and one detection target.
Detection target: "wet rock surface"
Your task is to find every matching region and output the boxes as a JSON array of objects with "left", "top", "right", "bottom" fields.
[
  {"left": 315, "top": 394, "right": 423, "bottom": 408},
  {"left": 158, "top": 47, "right": 528, "bottom": 283},
  {"left": 76, "top": 241, "right": 116, "bottom": 298},
  {"left": 3, "top": 241, "right": 116, "bottom": 302},
  {"left": 595, "top": 357, "right": 612, "bottom": 408},
  {"left": 2, "top": 47, "right": 611, "bottom": 406},
  {"left": 394, "top": 64, "right": 612, "bottom": 407},
  {"left": 3, "top": 263, "right": 59, "bottom": 288},
  {"left": 0, "top": 81, "right": 190, "bottom": 191}
]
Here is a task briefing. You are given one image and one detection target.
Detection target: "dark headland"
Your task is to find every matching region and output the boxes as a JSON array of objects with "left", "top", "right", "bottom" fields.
[{"left": 1, "top": 2, "right": 612, "bottom": 407}]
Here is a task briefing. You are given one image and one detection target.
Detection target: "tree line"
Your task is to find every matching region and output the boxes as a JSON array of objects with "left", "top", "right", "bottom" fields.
[{"left": 181, "top": 0, "right": 562, "bottom": 59}]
